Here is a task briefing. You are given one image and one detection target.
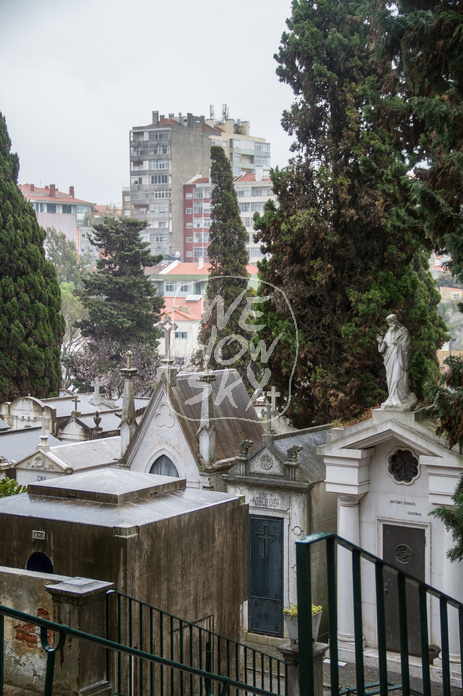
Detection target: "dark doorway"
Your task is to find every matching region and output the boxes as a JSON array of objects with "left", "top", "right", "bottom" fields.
[
  {"left": 383, "top": 524, "right": 425, "bottom": 656},
  {"left": 149, "top": 455, "right": 179, "bottom": 477},
  {"left": 249, "top": 515, "right": 284, "bottom": 636},
  {"left": 26, "top": 552, "right": 53, "bottom": 574}
]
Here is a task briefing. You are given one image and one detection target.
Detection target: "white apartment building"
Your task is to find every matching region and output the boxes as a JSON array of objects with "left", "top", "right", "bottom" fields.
[
  {"left": 128, "top": 108, "right": 271, "bottom": 260},
  {"left": 183, "top": 168, "right": 275, "bottom": 262}
]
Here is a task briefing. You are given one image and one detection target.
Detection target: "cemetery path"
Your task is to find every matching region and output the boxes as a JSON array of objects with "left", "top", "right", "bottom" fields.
[{"left": 322, "top": 659, "right": 463, "bottom": 696}]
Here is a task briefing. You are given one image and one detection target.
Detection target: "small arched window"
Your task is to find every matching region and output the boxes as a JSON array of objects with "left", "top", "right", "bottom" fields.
[
  {"left": 149, "top": 454, "right": 179, "bottom": 477},
  {"left": 26, "top": 552, "right": 53, "bottom": 574}
]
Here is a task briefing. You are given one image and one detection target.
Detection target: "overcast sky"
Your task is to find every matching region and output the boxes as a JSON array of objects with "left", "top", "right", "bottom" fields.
[{"left": 0, "top": 0, "right": 296, "bottom": 206}]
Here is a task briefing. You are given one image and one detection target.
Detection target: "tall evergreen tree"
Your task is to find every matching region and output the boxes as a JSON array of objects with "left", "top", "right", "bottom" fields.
[
  {"left": 0, "top": 112, "right": 64, "bottom": 401},
  {"left": 364, "top": 1, "right": 463, "bottom": 279},
  {"left": 78, "top": 217, "right": 163, "bottom": 349},
  {"left": 200, "top": 146, "right": 252, "bottom": 372},
  {"left": 254, "top": 0, "right": 446, "bottom": 426}
]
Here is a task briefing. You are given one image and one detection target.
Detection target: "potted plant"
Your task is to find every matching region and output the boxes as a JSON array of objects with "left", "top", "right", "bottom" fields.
[{"left": 283, "top": 603, "right": 323, "bottom": 644}]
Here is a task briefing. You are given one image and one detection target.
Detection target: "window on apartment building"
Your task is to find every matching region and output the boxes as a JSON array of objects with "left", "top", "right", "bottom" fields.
[
  {"left": 165, "top": 282, "right": 175, "bottom": 292},
  {"left": 149, "top": 131, "right": 171, "bottom": 141},
  {"left": 186, "top": 223, "right": 193, "bottom": 229},
  {"left": 150, "top": 233, "right": 168, "bottom": 243},
  {"left": 239, "top": 202, "right": 250, "bottom": 212},
  {"left": 186, "top": 208, "right": 193, "bottom": 215},
  {"left": 186, "top": 193, "right": 193, "bottom": 199},
  {"left": 186, "top": 251, "right": 193, "bottom": 257},
  {"left": 175, "top": 332, "right": 187, "bottom": 339},
  {"left": 194, "top": 233, "right": 203, "bottom": 243},
  {"left": 186, "top": 236, "right": 193, "bottom": 243},
  {"left": 203, "top": 189, "right": 212, "bottom": 198},
  {"left": 131, "top": 146, "right": 148, "bottom": 157},
  {"left": 47, "top": 204, "right": 57, "bottom": 213},
  {"left": 194, "top": 190, "right": 203, "bottom": 199},
  {"left": 252, "top": 188, "right": 266, "bottom": 197},
  {"left": 256, "top": 156, "right": 270, "bottom": 166},
  {"left": 76, "top": 206, "right": 87, "bottom": 214},
  {"left": 194, "top": 220, "right": 203, "bottom": 228},
  {"left": 149, "top": 160, "right": 169, "bottom": 170},
  {"left": 150, "top": 190, "right": 171, "bottom": 199},
  {"left": 242, "top": 217, "right": 252, "bottom": 227},
  {"left": 150, "top": 174, "right": 168, "bottom": 184},
  {"left": 149, "top": 203, "right": 169, "bottom": 214},
  {"left": 194, "top": 247, "right": 208, "bottom": 257},
  {"left": 158, "top": 221, "right": 167, "bottom": 228},
  {"left": 62, "top": 205, "right": 72, "bottom": 214},
  {"left": 234, "top": 154, "right": 241, "bottom": 162},
  {"left": 251, "top": 202, "right": 264, "bottom": 212},
  {"left": 203, "top": 218, "right": 210, "bottom": 228},
  {"left": 194, "top": 205, "right": 203, "bottom": 214}
]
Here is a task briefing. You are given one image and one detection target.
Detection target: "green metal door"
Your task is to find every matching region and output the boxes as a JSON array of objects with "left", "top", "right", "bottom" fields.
[
  {"left": 383, "top": 524, "right": 425, "bottom": 656},
  {"left": 249, "top": 515, "right": 284, "bottom": 636}
]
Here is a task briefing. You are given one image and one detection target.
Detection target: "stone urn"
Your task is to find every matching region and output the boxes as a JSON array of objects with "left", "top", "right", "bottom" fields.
[{"left": 283, "top": 604, "right": 323, "bottom": 644}]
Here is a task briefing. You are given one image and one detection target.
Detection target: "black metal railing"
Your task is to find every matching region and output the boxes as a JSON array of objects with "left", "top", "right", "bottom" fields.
[
  {"left": 296, "top": 532, "right": 463, "bottom": 696},
  {"left": 0, "top": 601, "right": 286, "bottom": 696},
  {"left": 106, "top": 589, "right": 287, "bottom": 696}
]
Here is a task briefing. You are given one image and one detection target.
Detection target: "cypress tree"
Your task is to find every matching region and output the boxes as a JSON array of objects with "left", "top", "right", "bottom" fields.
[
  {"left": 365, "top": 0, "right": 463, "bottom": 282},
  {"left": 254, "top": 0, "right": 446, "bottom": 426},
  {"left": 0, "top": 112, "right": 64, "bottom": 401},
  {"left": 78, "top": 216, "right": 163, "bottom": 350},
  {"left": 200, "top": 146, "right": 252, "bottom": 372}
]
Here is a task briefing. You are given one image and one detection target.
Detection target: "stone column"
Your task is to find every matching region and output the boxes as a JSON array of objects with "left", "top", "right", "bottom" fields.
[
  {"left": 278, "top": 641, "right": 329, "bottom": 696},
  {"left": 337, "top": 494, "right": 362, "bottom": 659},
  {"left": 46, "top": 577, "right": 114, "bottom": 696}
]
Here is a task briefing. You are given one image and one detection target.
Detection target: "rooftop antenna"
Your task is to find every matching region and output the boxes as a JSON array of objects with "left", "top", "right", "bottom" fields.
[
  {"left": 210, "top": 105, "right": 215, "bottom": 121},
  {"left": 222, "top": 104, "right": 229, "bottom": 121}
]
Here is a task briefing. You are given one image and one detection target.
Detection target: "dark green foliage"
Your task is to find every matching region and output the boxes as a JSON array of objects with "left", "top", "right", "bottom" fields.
[
  {"left": 430, "top": 473, "right": 463, "bottom": 562},
  {"left": 254, "top": 0, "right": 446, "bottom": 426},
  {"left": 76, "top": 217, "right": 163, "bottom": 395},
  {"left": 45, "top": 227, "right": 90, "bottom": 288},
  {"left": 0, "top": 477, "right": 26, "bottom": 497},
  {"left": 0, "top": 112, "right": 64, "bottom": 401},
  {"left": 200, "top": 146, "right": 251, "bottom": 371},
  {"left": 78, "top": 217, "right": 163, "bottom": 349},
  {"left": 425, "top": 355, "right": 463, "bottom": 451},
  {"left": 363, "top": 1, "right": 463, "bottom": 282}
]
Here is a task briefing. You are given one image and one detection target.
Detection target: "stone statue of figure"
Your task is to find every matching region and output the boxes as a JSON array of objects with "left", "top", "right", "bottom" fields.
[{"left": 377, "top": 314, "right": 417, "bottom": 410}]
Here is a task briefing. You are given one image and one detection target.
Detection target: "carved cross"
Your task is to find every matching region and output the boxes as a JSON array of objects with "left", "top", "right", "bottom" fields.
[
  {"left": 265, "top": 386, "right": 280, "bottom": 432},
  {"left": 257, "top": 524, "right": 276, "bottom": 559},
  {"left": 160, "top": 315, "right": 178, "bottom": 361},
  {"left": 266, "top": 386, "right": 280, "bottom": 412},
  {"left": 73, "top": 395, "right": 80, "bottom": 413}
]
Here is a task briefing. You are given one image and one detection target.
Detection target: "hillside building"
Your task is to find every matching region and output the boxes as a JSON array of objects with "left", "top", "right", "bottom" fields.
[
  {"left": 19, "top": 184, "right": 94, "bottom": 255},
  {"left": 128, "top": 109, "right": 271, "bottom": 260},
  {"left": 183, "top": 169, "right": 275, "bottom": 262}
]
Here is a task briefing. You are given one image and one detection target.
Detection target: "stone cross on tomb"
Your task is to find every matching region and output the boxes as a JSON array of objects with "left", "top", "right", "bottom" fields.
[
  {"left": 72, "top": 395, "right": 80, "bottom": 415},
  {"left": 160, "top": 315, "right": 178, "bottom": 361},
  {"left": 265, "top": 386, "right": 280, "bottom": 432}
]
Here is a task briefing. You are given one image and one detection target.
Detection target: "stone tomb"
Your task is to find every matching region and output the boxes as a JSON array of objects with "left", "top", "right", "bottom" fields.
[
  {"left": 0, "top": 468, "right": 248, "bottom": 642},
  {"left": 319, "top": 408, "right": 463, "bottom": 663},
  {"left": 224, "top": 426, "right": 336, "bottom": 642}
]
